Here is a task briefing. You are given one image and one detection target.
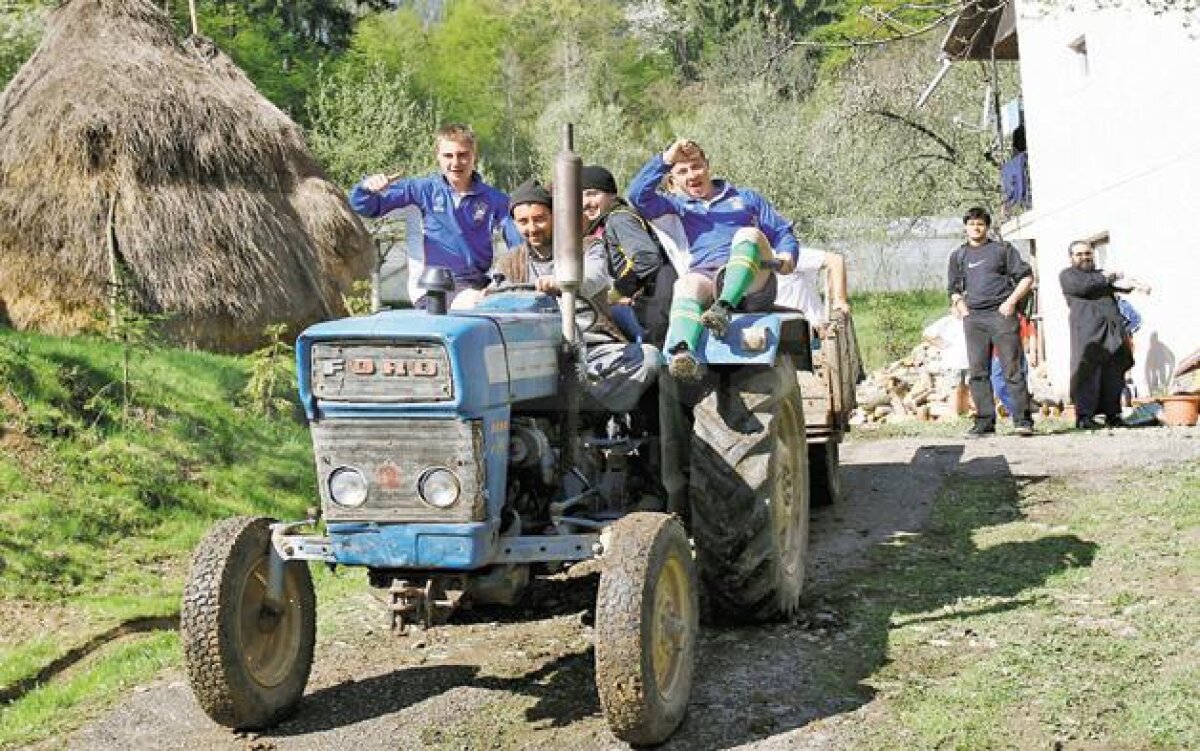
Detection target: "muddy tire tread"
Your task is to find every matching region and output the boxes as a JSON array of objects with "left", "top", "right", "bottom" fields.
[
  {"left": 595, "top": 512, "right": 697, "bottom": 746},
  {"left": 689, "top": 360, "right": 809, "bottom": 623},
  {"left": 180, "top": 516, "right": 315, "bottom": 729}
]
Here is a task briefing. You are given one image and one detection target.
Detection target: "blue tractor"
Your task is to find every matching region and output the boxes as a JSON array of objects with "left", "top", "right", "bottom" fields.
[{"left": 180, "top": 128, "right": 812, "bottom": 746}]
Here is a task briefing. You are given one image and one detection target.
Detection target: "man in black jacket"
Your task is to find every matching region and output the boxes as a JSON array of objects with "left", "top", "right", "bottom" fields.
[
  {"left": 947, "top": 207, "right": 1035, "bottom": 437},
  {"left": 580, "top": 165, "right": 677, "bottom": 348},
  {"left": 1059, "top": 240, "right": 1134, "bottom": 429}
]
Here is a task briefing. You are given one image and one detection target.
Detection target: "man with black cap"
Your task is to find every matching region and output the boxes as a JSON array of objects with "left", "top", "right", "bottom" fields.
[
  {"left": 581, "top": 165, "right": 677, "bottom": 348},
  {"left": 493, "top": 178, "right": 661, "bottom": 414},
  {"left": 494, "top": 178, "right": 608, "bottom": 301}
]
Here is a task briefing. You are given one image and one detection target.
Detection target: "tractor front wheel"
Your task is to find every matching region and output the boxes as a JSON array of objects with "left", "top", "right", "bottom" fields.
[
  {"left": 181, "top": 516, "right": 316, "bottom": 729},
  {"left": 595, "top": 512, "right": 698, "bottom": 746}
]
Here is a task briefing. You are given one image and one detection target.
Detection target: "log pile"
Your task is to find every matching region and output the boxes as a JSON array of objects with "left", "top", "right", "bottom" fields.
[{"left": 850, "top": 340, "right": 1059, "bottom": 425}]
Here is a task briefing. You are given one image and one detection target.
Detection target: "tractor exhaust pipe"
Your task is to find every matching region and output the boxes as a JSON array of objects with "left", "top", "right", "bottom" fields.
[
  {"left": 553, "top": 123, "right": 582, "bottom": 343},
  {"left": 552, "top": 124, "right": 584, "bottom": 478}
]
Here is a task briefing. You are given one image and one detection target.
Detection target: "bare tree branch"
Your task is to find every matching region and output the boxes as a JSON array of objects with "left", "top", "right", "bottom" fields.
[
  {"left": 867, "top": 107, "right": 959, "bottom": 160},
  {"left": 754, "top": 1, "right": 976, "bottom": 77}
]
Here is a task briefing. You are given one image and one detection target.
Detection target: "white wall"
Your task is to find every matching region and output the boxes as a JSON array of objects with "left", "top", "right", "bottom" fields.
[{"left": 1006, "top": 3, "right": 1200, "bottom": 398}]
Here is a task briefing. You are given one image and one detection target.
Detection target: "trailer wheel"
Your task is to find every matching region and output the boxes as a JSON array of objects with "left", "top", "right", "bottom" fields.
[
  {"left": 595, "top": 512, "right": 698, "bottom": 746},
  {"left": 181, "top": 516, "right": 316, "bottom": 729},
  {"left": 689, "top": 357, "right": 810, "bottom": 622},
  {"left": 808, "top": 440, "right": 841, "bottom": 508}
]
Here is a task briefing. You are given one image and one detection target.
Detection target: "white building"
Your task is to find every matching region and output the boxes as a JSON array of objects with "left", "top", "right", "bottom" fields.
[{"left": 944, "top": 1, "right": 1200, "bottom": 398}]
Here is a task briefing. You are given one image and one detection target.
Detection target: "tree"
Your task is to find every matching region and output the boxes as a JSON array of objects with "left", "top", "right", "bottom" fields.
[
  {"left": 194, "top": 1, "right": 334, "bottom": 118},
  {"left": 305, "top": 61, "right": 437, "bottom": 188},
  {"left": 801, "top": 33, "right": 1012, "bottom": 223},
  {"left": 0, "top": 1, "right": 48, "bottom": 91}
]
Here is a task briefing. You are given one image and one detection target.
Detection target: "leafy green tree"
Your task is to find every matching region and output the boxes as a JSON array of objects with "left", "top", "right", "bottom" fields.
[
  {"left": 305, "top": 61, "right": 437, "bottom": 188},
  {"left": 801, "top": 34, "right": 1009, "bottom": 223},
  {"left": 192, "top": 0, "right": 346, "bottom": 118},
  {"left": 532, "top": 90, "right": 652, "bottom": 184},
  {"left": 0, "top": 1, "right": 48, "bottom": 91}
]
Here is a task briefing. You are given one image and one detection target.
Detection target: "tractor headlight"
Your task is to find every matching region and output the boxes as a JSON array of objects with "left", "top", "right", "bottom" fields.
[
  {"left": 417, "top": 467, "right": 461, "bottom": 509},
  {"left": 328, "top": 467, "right": 369, "bottom": 507}
]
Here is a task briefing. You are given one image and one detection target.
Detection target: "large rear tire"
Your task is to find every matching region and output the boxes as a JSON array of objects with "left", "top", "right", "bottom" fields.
[
  {"left": 595, "top": 512, "right": 698, "bottom": 746},
  {"left": 689, "top": 358, "right": 810, "bottom": 623},
  {"left": 181, "top": 516, "right": 316, "bottom": 729}
]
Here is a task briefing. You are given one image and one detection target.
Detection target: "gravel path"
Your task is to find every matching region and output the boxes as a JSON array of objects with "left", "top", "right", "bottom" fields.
[{"left": 56, "top": 427, "right": 1199, "bottom": 751}]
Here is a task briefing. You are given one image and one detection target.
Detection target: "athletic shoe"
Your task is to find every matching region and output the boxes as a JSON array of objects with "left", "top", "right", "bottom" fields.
[
  {"left": 668, "top": 349, "right": 703, "bottom": 383},
  {"left": 965, "top": 423, "right": 996, "bottom": 438},
  {"left": 700, "top": 301, "right": 733, "bottom": 338},
  {"left": 1104, "top": 416, "right": 1127, "bottom": 428},
  {"left": 1014, "top": 423, "right": 1034, "bottom": 437}
]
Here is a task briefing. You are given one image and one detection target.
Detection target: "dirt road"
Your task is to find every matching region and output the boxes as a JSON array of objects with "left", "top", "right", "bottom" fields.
[{"left": 59, "top": 428, "right": 1199, "bottom": 751}]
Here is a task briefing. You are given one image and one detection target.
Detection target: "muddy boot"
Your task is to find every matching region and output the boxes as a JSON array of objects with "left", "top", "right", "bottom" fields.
[
  {"left": 700, "top": 300, "right": 733, "bottom": 339},
  {"left": 668, "top": 345, "right": 703, "bottom": 383}
]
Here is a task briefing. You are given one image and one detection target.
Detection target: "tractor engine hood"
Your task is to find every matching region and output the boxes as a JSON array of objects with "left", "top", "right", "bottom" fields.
[{"left": 296, "top": 302, "right": 564, "bottom": 420}]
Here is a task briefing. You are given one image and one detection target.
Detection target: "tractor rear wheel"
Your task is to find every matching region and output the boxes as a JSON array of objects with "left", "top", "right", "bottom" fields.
[
  {"left": 181, "top": 516, "right": 316, "bottom": 729},
  {"left": 689, "top": 358, "right": 810, "bottom": 623},
  {"left": 595, "top": 512, "right": 698, "bottom": 746}
]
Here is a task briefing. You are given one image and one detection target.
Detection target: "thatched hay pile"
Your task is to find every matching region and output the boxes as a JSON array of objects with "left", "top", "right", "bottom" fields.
[{"left": 0, "top": 0, "right": 371, "bottom": 351}]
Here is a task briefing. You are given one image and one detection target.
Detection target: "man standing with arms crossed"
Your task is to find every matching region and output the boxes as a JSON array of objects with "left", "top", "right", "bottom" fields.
[
  {"left": 349, "top": 123, "right": 522, "bottom": 309},
  {"left": 947, "top": 207, "right": 1036, "bottom": 437},
  {"left": 1059, "top": 240, "right": 1137, "bottom": 429}
]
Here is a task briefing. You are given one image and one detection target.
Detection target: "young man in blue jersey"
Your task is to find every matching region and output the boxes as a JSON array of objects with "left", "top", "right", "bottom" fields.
[
  {"left": 628, "top": 139, "right": 799, "bottom": 381},
  {"left": 349, "top": 123, "right": 522, "bottom": 309}
]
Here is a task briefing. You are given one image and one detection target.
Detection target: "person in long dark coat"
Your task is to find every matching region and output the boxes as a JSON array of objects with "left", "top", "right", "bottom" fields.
[{"left": 1059, "top": 241, "right": 1135, "bottom": 428}]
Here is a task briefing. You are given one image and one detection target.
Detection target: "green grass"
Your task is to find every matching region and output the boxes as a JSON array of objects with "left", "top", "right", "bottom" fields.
[
  {"left": 850, "top": 289, "right": 948, "bottom": 372},
  {"left": 817, "top": 461, "right": 1200, "bottom": 749},
  {"left": 0, "top": 631, "right": 181, "bottom": 748},
  {"left": 0, "top": 327, "right": 323, "bottom": 747}
]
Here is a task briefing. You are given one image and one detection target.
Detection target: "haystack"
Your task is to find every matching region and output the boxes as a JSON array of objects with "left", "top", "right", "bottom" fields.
[{"left": 0, "top": 0, "right": 372, "bottom": 352}]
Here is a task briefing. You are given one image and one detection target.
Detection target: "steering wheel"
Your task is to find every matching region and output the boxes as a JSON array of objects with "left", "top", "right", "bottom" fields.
[{"left": 488, "top": 281, "right": 599, "bottom": 333}]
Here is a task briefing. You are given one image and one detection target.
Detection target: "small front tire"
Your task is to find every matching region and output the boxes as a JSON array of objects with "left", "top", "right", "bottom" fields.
[
  {"left": 181, "top": 516, "right": 316, "bottom": 729},
  {"left": 595, "top": 512, "right": 698, "bottom": 746}
]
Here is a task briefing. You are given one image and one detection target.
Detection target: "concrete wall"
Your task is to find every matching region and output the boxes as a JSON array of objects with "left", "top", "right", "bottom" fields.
[{"left": 1004, "top": 3, "right": 1200, "bottom": 398}]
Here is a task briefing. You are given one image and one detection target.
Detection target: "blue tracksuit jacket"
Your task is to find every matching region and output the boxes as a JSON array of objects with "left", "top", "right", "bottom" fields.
[
  {"left": 627, "top": 154, "right": 800, "bottom": 271},
  {"left": 349, "top": 172, "right": 522, "bottom": 285}
]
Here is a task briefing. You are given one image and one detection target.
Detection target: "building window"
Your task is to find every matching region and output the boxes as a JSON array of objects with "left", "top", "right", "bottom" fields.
[
  {"left": 1069, "top": 35, "right": 1089, "bottom": 77},
  {"left": 1090, "top": 233, "right": 1110, "bottom": 268}
]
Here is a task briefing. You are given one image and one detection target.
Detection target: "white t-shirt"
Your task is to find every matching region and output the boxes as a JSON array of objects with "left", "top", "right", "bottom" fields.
[{"left": 774, "top": 247, "right": 828, "bottom": 326}]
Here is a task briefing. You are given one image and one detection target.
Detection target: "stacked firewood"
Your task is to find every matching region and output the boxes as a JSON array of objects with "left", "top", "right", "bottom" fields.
[{"left": 850, "top": 340, "right": 1058, "bottom": 425}]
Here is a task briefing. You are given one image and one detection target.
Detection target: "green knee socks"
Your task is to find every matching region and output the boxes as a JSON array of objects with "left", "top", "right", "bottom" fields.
[
  {"left": 717, "top": 240, "right": 761, "bottom": 308},
  {"left": 665, "top": 298, "right": 704, "bottom": 353}
]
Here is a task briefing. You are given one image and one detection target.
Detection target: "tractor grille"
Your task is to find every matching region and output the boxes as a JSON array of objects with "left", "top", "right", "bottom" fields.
[
  {"left": 311, "top": 418, "right": 486, "bottom": 523},
  {"left": 311, "top": 342, "right": 453, "bottom": 403}
]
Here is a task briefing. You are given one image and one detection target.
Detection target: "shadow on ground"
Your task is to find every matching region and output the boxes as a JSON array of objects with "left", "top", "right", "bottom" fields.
[
  {"left": 246, "top": 442, "right": 1098, "bottom": 750},
  {"left": 269, "top": 648, "right": 598, "bottom": 738},
  {"left": 661, "top": 443, "right": 1096, "bottom": 750}
]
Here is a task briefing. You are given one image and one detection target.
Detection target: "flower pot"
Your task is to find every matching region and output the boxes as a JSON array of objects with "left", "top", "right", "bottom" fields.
[{"left": 1159, "top": 394, "right": 1200, "bottom": 427}]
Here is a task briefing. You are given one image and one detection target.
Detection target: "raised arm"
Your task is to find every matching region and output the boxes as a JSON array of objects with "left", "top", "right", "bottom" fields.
[
  {"left": 627, "top": 154, "right": 678, "bottom": 221},
  {"left": 348, "top": 175, "right": 418, "bottom": 218}
]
